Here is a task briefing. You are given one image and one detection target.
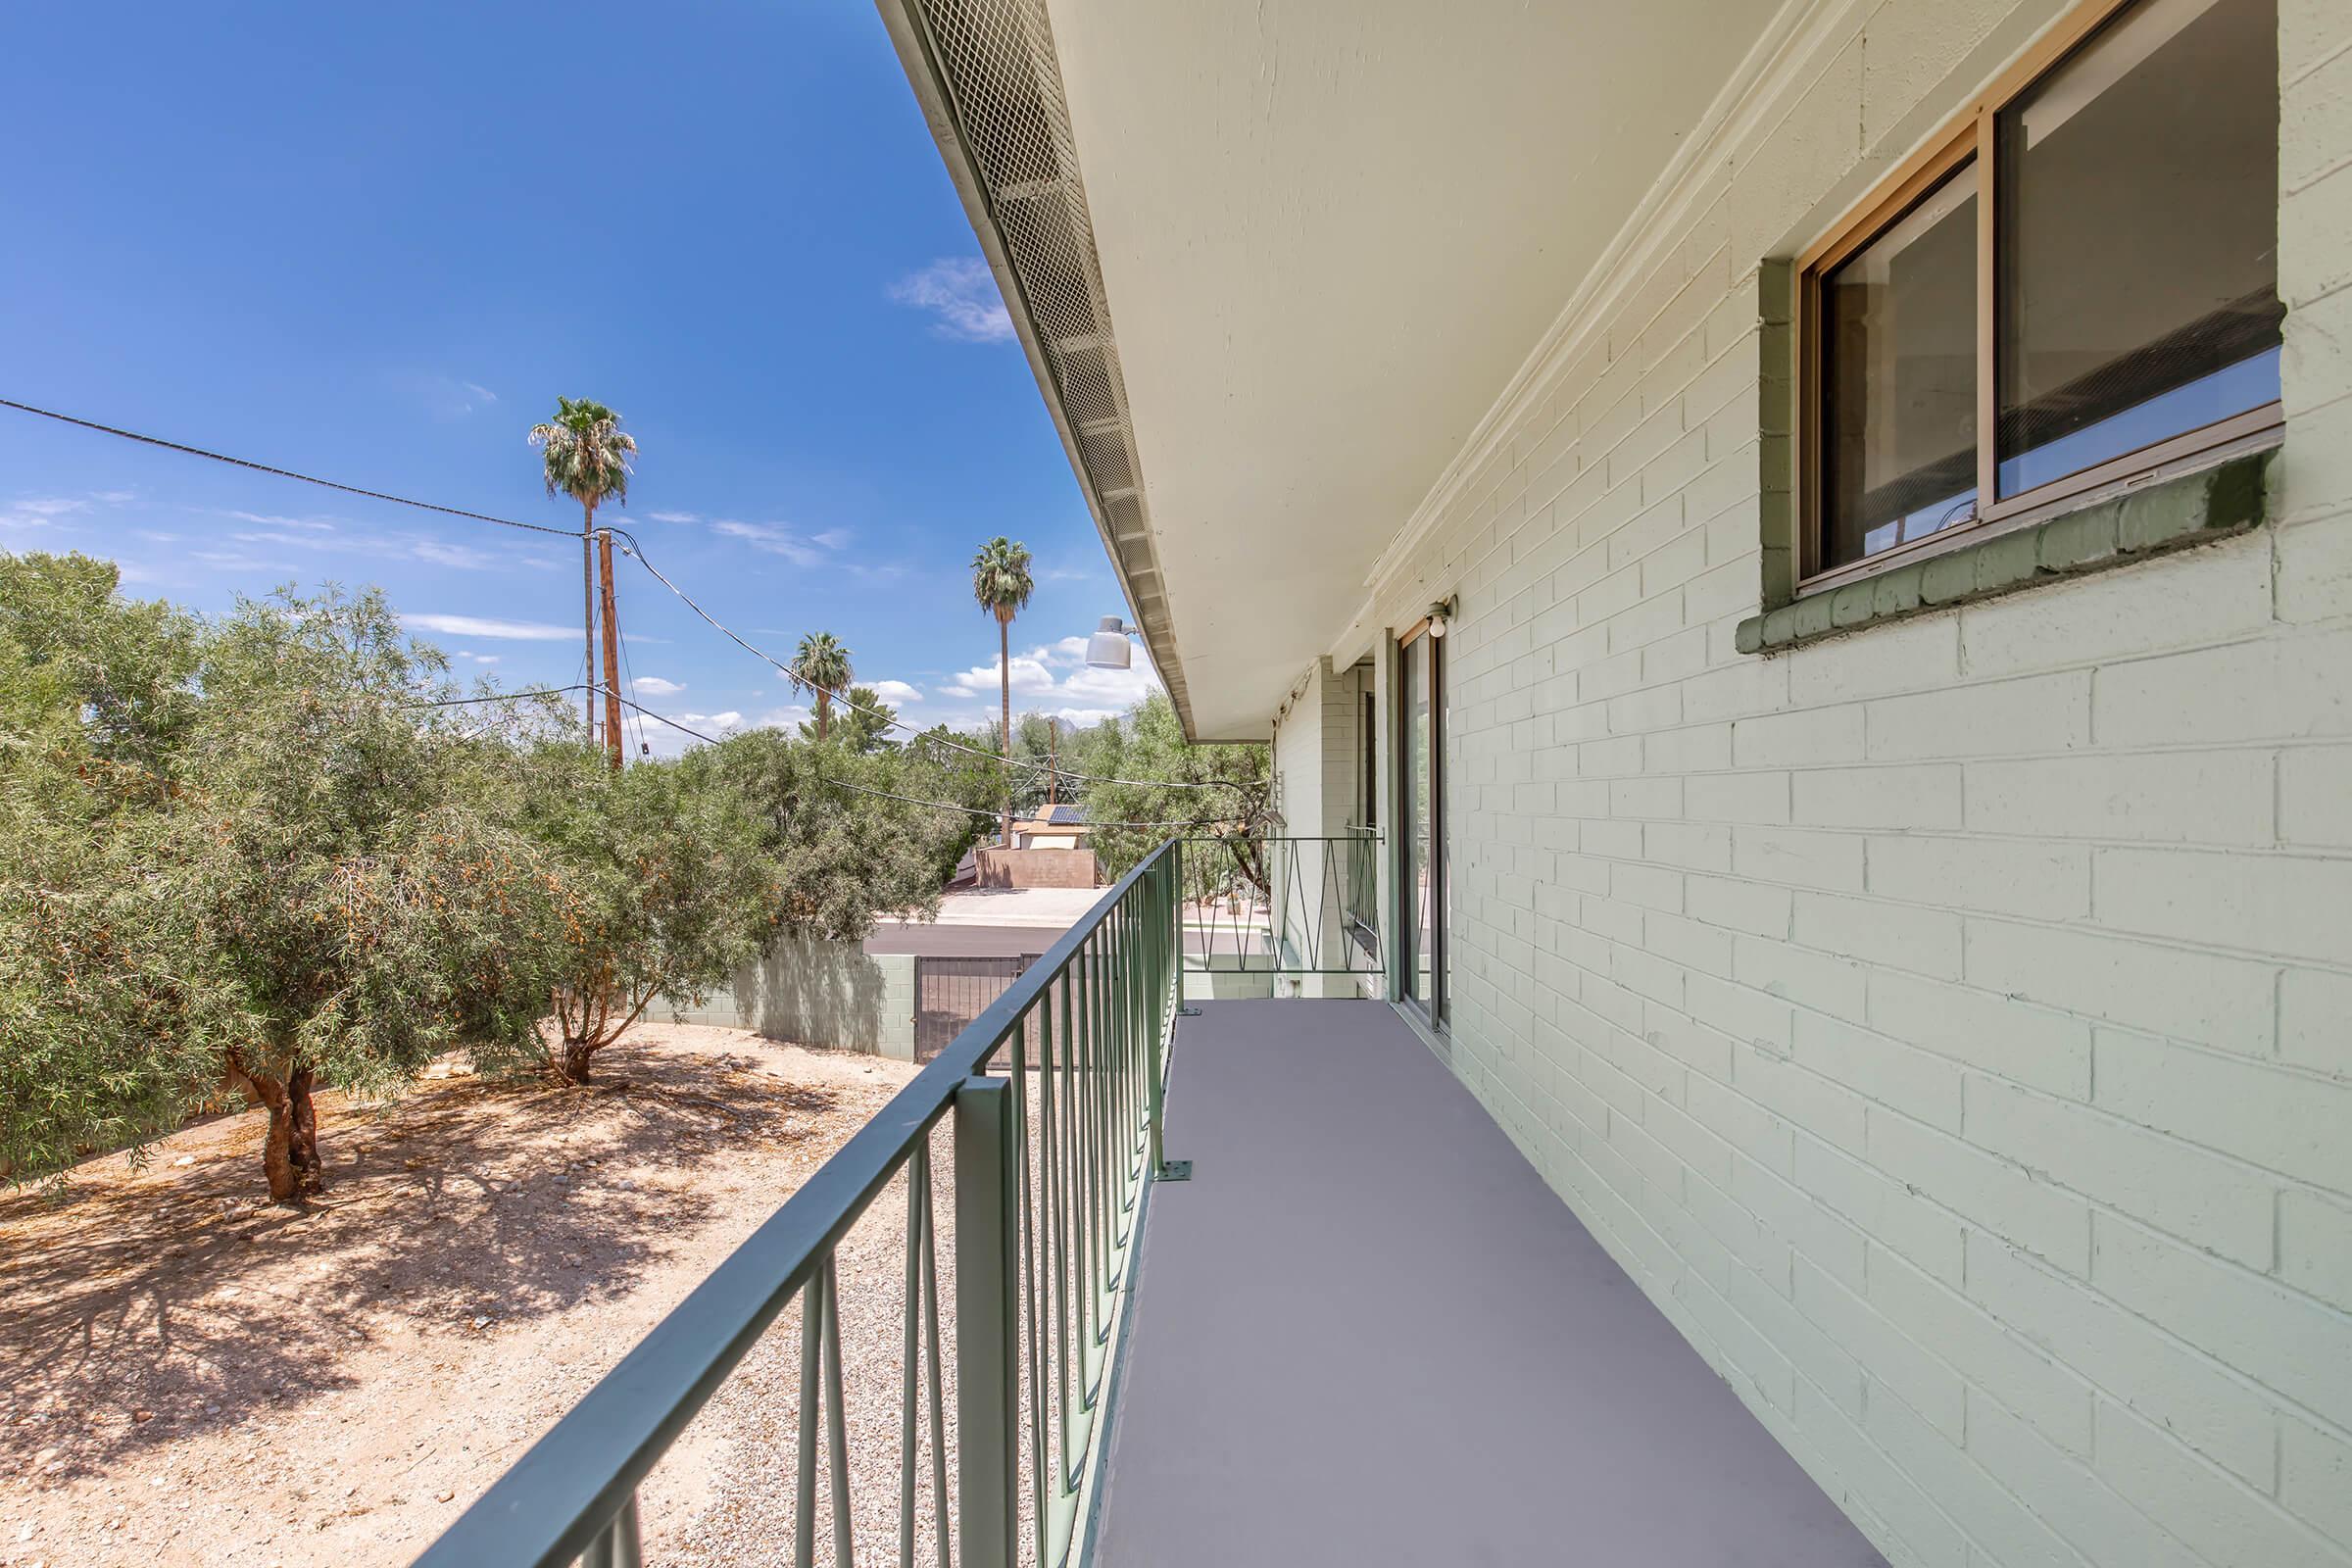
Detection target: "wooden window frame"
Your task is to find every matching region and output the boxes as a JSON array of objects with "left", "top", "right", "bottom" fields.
[{"left": 1793, "top": 0, "right": 2284, "bottom": 595}]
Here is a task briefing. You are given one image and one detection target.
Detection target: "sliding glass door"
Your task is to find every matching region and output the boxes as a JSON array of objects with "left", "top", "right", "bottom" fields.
[{"left": 1398, "top": 624, "right": 1446, "bottom": 1027}]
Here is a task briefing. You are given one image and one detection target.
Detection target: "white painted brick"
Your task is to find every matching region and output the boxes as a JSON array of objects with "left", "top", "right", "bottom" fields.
[
  {"left": 1864, "top": 672, "right": 2090, "bottom": 761},
  {"left": 1735, "top": 1041, "right": 1867, "bottom": 1153},
  {"left": 2281, "top": 1190, "right": 2352, "bottom": 1313},
  {"left": 1786, "top": 998, "right": 1963, "bottom": 1144},
  {"left": 1735, "top": 935, "right": 1869, "bottom": 1024},
  {"left": 1964, "top": 917, "right": 2278, "bottom": 1054},
  {"left": 1964, "top": 1232, "right": 2278, "bottom": 1487},
  {"left": 2282, "top": 1414, "right": 2352, "bottom": 1550},
  {"left": 1732, "top": 704, "right": 1864, "bottom": 768},
  {"left": 2277, "top": 512, "right": 2352, "bottom": 623},
  {"left": 2281, "top": 966, "right": 2352, "bottom": 1078},
  {"left": 1865, "top": 969, "right": 2092, "bottom": 1100},
  {"left": 2094, "top": 628, "right": 2352, "bottom": 747},
  {"left": 1643, "top": 820, "right": 1732, "bottom": 874},
  {"left": 1866, "top": 1247, "right": 2093, "bottom": 1456},
  {"left": 2093, "top": 1401, "right": 2344, "bottom": 1568},
  {"left": 2280, "top": 746, "right": 2352, "bottom": 849},
  {"left": 1790, "top": 1136, "right": 1964, "bottom": 1287},
  {"left": 1962, "top": 1393, "right": 2209, "bottom": 1568},
  {"left": 1792, "top": 891, "right": 1963, "bottom": 981},
  {"left": 1732, "top": 825, "right": 1865, "bottom": 891},
  {"left": 1957, "top": 537, "right": 2275, "bottom": 678},
  {"left": 2094, "top": 1029, "right": 2352, "bottom": 1200},
  {"left": 1686, "top": 873, "right": 1791, "bottom": 939},
  {"left": 1964, "top": 1074, "right": 2276, "bottom": 1269},
  {"left": 1791, "top": 763, "right": 1961, "bottom": 831},
  {"left": 1732, "top": 1152, "right": 1868, "bottom": 1295},
  {"left": 1963, "top": 750, "right": 2276, "bottom": 847},
  {"left": 1867, "top": 835, "right": 2090, "bottom": 920},
  {"left": 1866, "top": 1110, "right": 2090, "bottom": 1277},
  {"left": 1786, "top": 614, "right": 1959, "bottom": 706},
  {"left": 2092, "top": 846, "right": 2352, "bottom": 968},
  {"left": 2094, "top": 1212, "right": 2352, "bottom": 1435},
  {"left": 1685, "top": 768, "right": 1789, "bottom": 823}
]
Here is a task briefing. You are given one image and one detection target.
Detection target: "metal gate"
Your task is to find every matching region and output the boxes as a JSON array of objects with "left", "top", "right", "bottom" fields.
[{"left": 913, "top": 953, "right": 1040, "bottom": 1060}]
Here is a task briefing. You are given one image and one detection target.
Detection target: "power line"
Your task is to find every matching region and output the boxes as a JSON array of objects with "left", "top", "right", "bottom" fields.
[
  {"left": 611, "top": 532, "right": 1250, "bottom": 795},
  {"left": 3, "top": 394, "right": 1252, "bottom": 795},
  {"left": 0, "top": 395, "right": 579, "bottom": 539},
  {"left": 406, "top": 682, "right": 722, "bottom": 746}
]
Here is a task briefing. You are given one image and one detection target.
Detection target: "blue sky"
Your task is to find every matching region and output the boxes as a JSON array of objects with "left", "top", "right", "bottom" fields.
[{"left": 0, "top": 1, "right": 1158, "bottom": 752}]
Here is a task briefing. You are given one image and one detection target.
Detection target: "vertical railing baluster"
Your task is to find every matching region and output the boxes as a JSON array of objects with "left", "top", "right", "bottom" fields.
[
  {"left": 901, "top": 1147, "right": 921, "bottom": 1568},
  {"left": 923, "top": 1140, "right": 950, "bottom": 1568},
  {"left": 796, "top": 1270, "right": 820, "bottom": 1568},
  {"left": 956, "top": 1074, "right": 1017, "bottom": 1568},
  {"left": 822, "top": 1260, "right": 854, "bottom": 1568}
]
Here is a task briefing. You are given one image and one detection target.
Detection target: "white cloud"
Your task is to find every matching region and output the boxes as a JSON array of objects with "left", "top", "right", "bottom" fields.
[
  {"left": 756, "top": 705, "right": 813, "bottom": 731},
  {"left": 711, "top": 519, "right": 824, "bottom": 567},
  {"left": 679, "top": 710, "right": 742, "bottom": 732},
  {"left": 460, "top": 652, "right": 501, "bottom": 664},
  {"left": 811, "top": 528, "right": 851, "bottom": 550},
  {"left": 647, "top": 510, "right": 701, "bottom": 524},
  {"left": 405, "top": 612, "right": 579, "bottom": 641},
  {"left": 943, "top": 653, "right": 1057, "bottom": 700},
  {"left": 868, "top": 679, "right": 922, "bottom": 706},
  {"left": 889, "top": 257, "right": 1014, "bottom": 343},
  {"left": 929, "top": 636, "right": 1162, "bottom": 728},
  {"left": 631, "top": 675, "right": 686, "bottom": 696}
]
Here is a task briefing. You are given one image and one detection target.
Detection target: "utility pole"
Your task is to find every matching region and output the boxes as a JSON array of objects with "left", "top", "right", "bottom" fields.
[
  {"left": 597, "top": 528, "right": 624, "bottom": 770},
  {"left": 1047, "top": 718, "right": 1058, "bottom": 808},
  {"left": 582, "top": 511, "right": 599, "bottom": 743}
]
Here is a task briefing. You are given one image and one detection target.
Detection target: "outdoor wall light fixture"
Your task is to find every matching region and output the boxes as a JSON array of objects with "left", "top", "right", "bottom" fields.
[
  {"left": 1425, "top": 596, "right": 1457, "bottom": 638},
  {"left": 1085, "top": 614, "right": 1140, "bottom": 669}
]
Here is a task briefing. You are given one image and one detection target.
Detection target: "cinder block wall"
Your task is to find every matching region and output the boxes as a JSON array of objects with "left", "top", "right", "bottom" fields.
[
  {"left": 669, "top": 936, "right": 917, "bottom": 1060},
  {"left": 1277, "top": 2, "right": 2352, "bottom": 1563}
]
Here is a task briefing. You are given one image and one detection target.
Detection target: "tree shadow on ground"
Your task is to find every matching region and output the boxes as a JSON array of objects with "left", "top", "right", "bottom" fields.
[{"left": 0, "top": 1035, "right": 840, "bottom": 1480}]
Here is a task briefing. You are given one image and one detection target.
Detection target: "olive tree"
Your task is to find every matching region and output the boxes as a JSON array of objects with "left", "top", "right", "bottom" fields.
[
  {"left": 517, "top": 742, "right": 775, "bottom": 1084},
  {"left": 0, "top": 556, "right": 226, "bottom": 1182},
  {"left": 174, "top": 586, "right": 561, "bottom": 1199}
]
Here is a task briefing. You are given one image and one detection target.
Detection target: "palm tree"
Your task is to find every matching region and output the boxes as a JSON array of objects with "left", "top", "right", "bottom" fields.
[
  {"left": 528, "top": 398, "right": 638, "bottom": 736},
  {"left": 789, "top": 631, "right": 854, "bottom": 742},
  {"left": 970, "top": 537, "right": 1034, "bottom": 843}
]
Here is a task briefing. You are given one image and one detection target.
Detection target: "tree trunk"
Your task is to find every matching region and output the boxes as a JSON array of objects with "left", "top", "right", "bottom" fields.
[
  {"left": 582, "top": 499, "right": 601, "bottom": 741},
  {"left": 225, "top": 1052, "right": 319, "bottom": 1202},
  {"left": 560, "top": 1036, "right": 597, "bottom": 1085},
  {"left": 287, "top": 1066, "right": 323, "bottom": 1193},
  {"left": 816, "top": 693, "right": 830, "bottom": 743},
  {"left": 999, "top": 612, "right": 1013, "bottom": 845}
]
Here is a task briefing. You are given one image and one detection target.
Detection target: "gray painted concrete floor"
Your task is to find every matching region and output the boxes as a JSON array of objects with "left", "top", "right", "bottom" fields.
[{"left": 1094, "top": 999, "right": 1887, "bottom": 1568}]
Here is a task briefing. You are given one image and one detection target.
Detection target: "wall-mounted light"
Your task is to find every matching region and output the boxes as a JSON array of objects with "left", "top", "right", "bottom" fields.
[
  {"left": 1425, "top": 596, "right": 1457, "bottom": 639},
  {"left": 1086, "top": 614, "right": 1140, "bottom": 669}
]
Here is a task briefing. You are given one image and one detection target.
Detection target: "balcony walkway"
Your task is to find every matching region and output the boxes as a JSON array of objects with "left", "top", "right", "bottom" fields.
[{"left": 1094, "top": 998, "right": 1887, "bottom": 1567}]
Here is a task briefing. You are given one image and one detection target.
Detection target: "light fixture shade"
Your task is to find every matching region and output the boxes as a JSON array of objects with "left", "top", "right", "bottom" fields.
[{"left": 1085, "top": 614, "right": 1133, "bottom": 669}]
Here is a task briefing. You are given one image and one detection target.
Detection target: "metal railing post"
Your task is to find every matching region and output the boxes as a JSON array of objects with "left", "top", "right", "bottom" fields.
[{"left": 955, "top": 1075, "right": 1018, "bottom": 1568}]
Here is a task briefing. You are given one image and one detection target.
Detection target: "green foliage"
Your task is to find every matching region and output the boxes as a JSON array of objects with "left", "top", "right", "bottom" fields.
[
  {"left": 511, "top": 739, "right": 774, "bottom": 1081},
  {"left": 0, "top": 556, "right": 227, "bottom": 1182},
  {"left": 806, "top": 684, "right": 898, "bottom": 754},
  {"left": 528, "top": 396, "right": 637, "bottom": 517},
  {"left": 1078, "top": 692, "right": 1271, "bottom": 896},
  {"left": 710, "top": 730, "right": 966, "bottom": 940}
]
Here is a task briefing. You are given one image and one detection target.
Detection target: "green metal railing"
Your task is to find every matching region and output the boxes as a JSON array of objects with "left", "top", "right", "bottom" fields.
[
  {"left": 1182, "top": 831, "right": 1382, "bottom": 976},
  {"left": 412, "top": 840, "right": 1185, "bottom": 1568}
]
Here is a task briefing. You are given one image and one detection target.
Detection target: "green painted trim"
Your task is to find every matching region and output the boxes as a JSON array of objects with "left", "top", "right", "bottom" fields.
[{"left": 1735, "top": 449, "right": 2278, "bottom": 656}]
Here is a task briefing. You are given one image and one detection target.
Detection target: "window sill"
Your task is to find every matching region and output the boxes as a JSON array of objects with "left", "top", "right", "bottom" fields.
[{"left": 1736, "top": 447, "right": 2277, "bottom": 656}]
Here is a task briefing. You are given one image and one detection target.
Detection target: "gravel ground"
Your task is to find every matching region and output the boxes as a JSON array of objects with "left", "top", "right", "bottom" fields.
[{"left": 1, "top": 1024, "right": 1102, "bottom": 1568}]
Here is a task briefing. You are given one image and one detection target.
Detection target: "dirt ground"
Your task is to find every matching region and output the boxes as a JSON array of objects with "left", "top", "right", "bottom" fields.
[{"left": 0, "top": 1024, "right": 930, "bottom": 1568}]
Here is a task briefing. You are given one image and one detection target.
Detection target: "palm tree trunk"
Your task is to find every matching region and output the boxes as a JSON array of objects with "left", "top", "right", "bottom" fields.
[
  {"left": 999, "top": 612, "right": 1013, "bottom": 845},
  {"left": 581, "top": 500, "right": 599, "bottom": 740},
  {"left": 816, "top": 694, "right": 829, "bottom": 742}
]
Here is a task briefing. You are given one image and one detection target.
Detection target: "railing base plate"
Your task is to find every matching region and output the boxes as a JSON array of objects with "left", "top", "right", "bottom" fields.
[
  {"left": 1155, "top": 1159, "right": 1194, "bottom": 1182},
  {"left": 1177, "top": 1004, "right": 1201, "bottom": 1017}
]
